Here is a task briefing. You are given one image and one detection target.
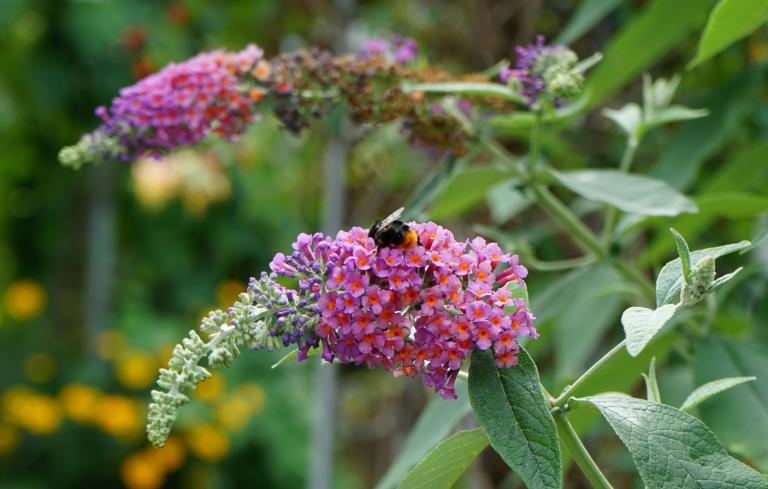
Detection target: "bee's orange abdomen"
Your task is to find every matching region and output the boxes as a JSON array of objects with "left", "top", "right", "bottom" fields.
[{"left": 400, "top": 228, "right": 419, "bottom": 249}]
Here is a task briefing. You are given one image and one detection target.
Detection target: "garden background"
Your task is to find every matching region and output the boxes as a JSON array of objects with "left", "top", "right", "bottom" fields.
[{"left": 1, "top": 1, "right": 767, "bottom": 488}]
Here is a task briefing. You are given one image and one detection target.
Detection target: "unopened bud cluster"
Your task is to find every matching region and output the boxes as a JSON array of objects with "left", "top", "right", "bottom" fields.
[
  {"left": 500, "top": 35, "right": 585, "bottom": 107},
  {"left": 681, "top": 256, "right": 716, "bottom": 306},
  {"left": 146, "top": 271, "right": 317, "bottom": 447}
]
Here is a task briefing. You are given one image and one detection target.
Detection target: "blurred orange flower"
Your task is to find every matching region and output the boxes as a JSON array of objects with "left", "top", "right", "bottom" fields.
[
  {"left": 186, "top": 424, "right": 229, "bottom": 461},
  {"left": 95, "top": 395, "right": 143, "bottom": 440},
  {"left": 153, "top": 435, "right": 187, "bottom": 472},
  {"left": 59, "top": 384, "right": 101, "bottom": 424},
  {"left": 215, "top": 395, "right": 252, "bottom": 431},
  {"left": 121, "top": 451, "right": 166, "bottom": 489},
  {"left": 2, "top": 387, "right": 62, "bottom": 434},
  {"left": 216, "top": 280, "right": 246, "bottom": 308},
  {"left": 193, "top": 373, "right": 225, "bottom": 402},
  {"left": 115, "top": 350, "right": 157, "bottom": 390}
]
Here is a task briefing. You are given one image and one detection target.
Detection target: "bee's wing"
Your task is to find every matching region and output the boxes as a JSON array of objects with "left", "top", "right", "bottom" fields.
[{"left": 378, "top": 207, "right": 405, "bottom": 228}]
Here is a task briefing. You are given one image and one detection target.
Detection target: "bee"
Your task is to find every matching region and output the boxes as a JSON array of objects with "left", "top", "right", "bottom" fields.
[{"left": 368, "top": 207, "right": 419, "bottom": 249}]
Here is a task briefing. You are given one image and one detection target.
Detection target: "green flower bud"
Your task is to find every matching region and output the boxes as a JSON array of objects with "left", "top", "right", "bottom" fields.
[
  {"left": 58, "top": 130, "right": 124, "bottom": 169},
  {"left": 681, "top": 256, "right": 716, "bottom": 305},
  {"left": 545, "top": 68, "right": 584, "bottom": 100}
]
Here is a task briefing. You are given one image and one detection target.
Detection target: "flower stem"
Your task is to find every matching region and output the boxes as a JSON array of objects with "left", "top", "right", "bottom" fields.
[
  {"left": 531, "top": 185, "right": 605, "bottom": 257},
  {"left": 480, "top": 135, "right": 655, "bottom": 302},
  {"left": 530, "top": 185, "right": 655, "bottom": 301},
  {"left": 552, "top": 340, "right": 626, "bottom": 407},
  {"left": 480, "top": 137, "right": 526, "bottom": 175},
  {"left": 529, "top": 110, "right": 543, "bottom": 174},
  {"left": 555, "top": 412, "right": 615, "bottom": 489}
]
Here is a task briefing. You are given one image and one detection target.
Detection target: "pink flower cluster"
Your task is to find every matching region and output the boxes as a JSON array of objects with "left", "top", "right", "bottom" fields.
[
  {"left": 97, "top": 44, "right": 266, "bottom": 159},
  {"left": 270, "top": 222, "right": 536, "bottom": 399},
  {"left": 359, "top": 35, "right": 418, "bottom": 64}
]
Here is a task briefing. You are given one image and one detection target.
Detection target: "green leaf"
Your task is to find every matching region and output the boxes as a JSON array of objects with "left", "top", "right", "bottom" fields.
[
  {"left": 468, "top": 347, "right": 561, "bottom": 489},
  {"left": 650, "top": 68, "right": 762, "bottom": 191},
  {"left": 564, "top": 334, "right": 680, "bottom": 437},
  {"left": 690, "top": 0, "right": 768, "bottom": 68},
  {"left": 401, "top": 81, "right": 524, "bottom": 103},
  {"left": 655, "top": 240, "right": 751, "bottom": 307},
  {"left": 551, "top": 169, "right": 698, "bottom": 217},
  {"left": 642, "top": 357, "right": 662, "bottom": 402},
  {"left": 428, "top": 167, "right": 513, "bottom": 220},
  {"left": 680, "top": 376, "right": 756, "bottom": 413},
  {"left": 486, "top": 179, "right": 532, "bottom": 224},
  {"left": 645, "top": 105, "right": 709, "bottom": 129},
  {"left": 532, "top": 265, "right": 626, "bottom": 380},
  {"left": 556, "top": 0, "right": 623, "bottom": 45},
  {"left": 397, "top": 429, "right": 488, "bottom": 489},
  {"left": 636, "top": 192, "right": 768, "bottom": 271},
  {"left": 695, "top": 337, "right": 768, "bottom": 471},
  {"left": 575, "top": 394, "right": 768, "bottom": 488},
  {"left": 698, "top": 192, "right": 768, "bottom": 218},
  {"left": 704, "top": 141, "right": 768, "bottom": 194},
  {"left": 486, "top": 94, "right": 589, "bottom": 133},
  {"left": 604, "top": 92, "right": 707, "bottom": 142},
  {"left": 670, "top": 228, "right": 692, "bottom": 283},
  {"left": 586, "top": 0, "right": 711, "bottom": 107},
  {"left": 603, "top": 104, "right": 643, "bottom": 138},
  {"left": 744, "top": 220, "right": 768, "bottom": 253},
  {"left": 710, "top": 267, "right": 744, "bottom": 290},
  {"left": 270, "top": 347, "right": 321, "bottom": 369},
  {"left": 404, "top": 154, "right": 459, "bottom": 220},
  {"left": 622, "top": 303, "right": 679, "bottom": 357},
  {"left": 374, "top": 381, "right": 472, "bottom": 489}
]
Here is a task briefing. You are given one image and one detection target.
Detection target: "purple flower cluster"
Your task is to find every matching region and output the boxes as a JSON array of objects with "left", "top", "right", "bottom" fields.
[
  {"left": 246, "top": 272, "right": 321, "bottom": 353},
  {"left": 360, "top": 35, "right": 418, "bottom": 64},
  {"left": 269, "top": 222, "right": 536, "bottom": 399},
  {"left": 500, "top": 35, "right": 573, "bottom": 107},
  {"left": 96, "top": 44, "right": 266, "bottom": 160}
]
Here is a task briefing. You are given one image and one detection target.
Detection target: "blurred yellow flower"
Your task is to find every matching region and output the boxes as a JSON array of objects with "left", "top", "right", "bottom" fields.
[
  {"left": 237, "top": 383, "right": 267, "bottom": 413},
  {"left": 98, "top": 329, "right": 127, "bottom": 360},
  {"left": 59, "top": 384, "right": 101, "bottom": 424},
  {"left": 132, "top": 150, "right": 231, "bottom": 214},
  {"left": 2, "top": 387, "right": 62, "bottom": 434},
  {"left": 177, "top": 150, "right": 231, "bottom": 214},
  {"left": 121, "top": 451, "right": 166, "bottom": 489},
  {"left": 216, "top": 280, "right": 246, "bottom": 308},
  {"left": 186, "top": 424, "right": 229, "bottom": 461},
  {"left": 193, "top": 373, "right": 225, "bottom": 402},
  {"left": 749, "top": 35, "right": 768, "bottom": 64},
  {"left": 214, "top": 383, "right": 266, "bottom": 432},
  {"left": 24, "top": 353, "right": 55, "bottom": 383},
  {"left": 215, "top": 395, "right": 252, "bottom": 431},
  {"left": 0, "top": 424, "right": 19, "bottom": 455},
  {"left": 115, "top": 350, "right": 157, "bottom": 390},
  {"left": 3, "top": 280, "right": 46, "bottom": 321},
  {"left": 95, "top": 395, "right": 143, "bottom": 440},
  {"left": 156, "top": 343, "right": 177, "bottom": 366},
  {"left": 152, "top": 435, "right": 187, "bottom": 472},
  {"left": 131, "top": 157, "right": 180, "bottom": 211}
]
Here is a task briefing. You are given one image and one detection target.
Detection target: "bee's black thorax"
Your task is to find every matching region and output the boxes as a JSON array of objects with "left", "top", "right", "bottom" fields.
[{"left": 369, "top": 219, "right": 410, "bottom": 248}]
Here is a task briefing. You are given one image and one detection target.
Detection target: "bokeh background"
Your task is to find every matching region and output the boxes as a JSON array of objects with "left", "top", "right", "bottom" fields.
[{"left": 1, "top": 1, "right": 767, "bottom": 488}]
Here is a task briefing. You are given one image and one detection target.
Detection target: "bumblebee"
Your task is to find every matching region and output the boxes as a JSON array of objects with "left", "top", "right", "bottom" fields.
[{"left": 368, "top": 207, "right": 419, "bottom": 249}]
